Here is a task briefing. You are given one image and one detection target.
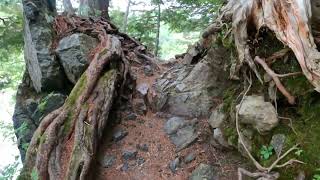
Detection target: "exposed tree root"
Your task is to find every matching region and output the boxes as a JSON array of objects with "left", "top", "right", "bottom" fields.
[
  {"left": 255, "top": 56, "right": 295, "bottom": 104},
  {"left": 220, "top": 0, "right": 320, "bottom": 91},
  {"left": 236, "top": 73, "right": 304, "bottom": 179},
  {"left": 18, "top": 15, "right": 156, "bottom": 180}
]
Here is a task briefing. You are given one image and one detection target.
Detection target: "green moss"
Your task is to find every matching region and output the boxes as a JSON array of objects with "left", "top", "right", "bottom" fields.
[{"left": 65, "top": 74, "right": 87, "bottom": 108}]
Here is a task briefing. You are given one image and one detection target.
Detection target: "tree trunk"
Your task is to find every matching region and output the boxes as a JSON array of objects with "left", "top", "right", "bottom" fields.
[
  {"left": 96, "top": 0, "right": 110, "bottom": 19},
  {"left": 122, "top": 0, "right": 131, "bottom": 33},
  {"left": 212, "top": 0, "right": 320, "bottom": 93},
  {"left": 63, "top": 0, "right": 75, "bottom": 14},
  {"left": 154, "top": 2, "right": 161, "bottom": 57}
]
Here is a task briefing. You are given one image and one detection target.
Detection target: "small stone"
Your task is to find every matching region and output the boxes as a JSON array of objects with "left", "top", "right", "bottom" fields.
[
  {"left": 169, "top": 157, "right": 180, "bottom": 173},
  {"left": 164, "top": 117, "right": 186, "bottom": 135},
  {"left": 189, "top": 163, "right": 217, "bottom": 180},
  {"left": 121, "top": 162, "right": 129, "bottom": 171},
  {"left": 213, "top": 128, "right": 230, "bottom": 148},
  {"left": 270, "top": 134, "right": 286, "bottom": 157},
  {"left": 136, "top": 83, "right": 149, "bottom": 97},
  {"left": 100, "top": 155, "right": 116, "bottom": 168},
  {"left": 184, "top": 153, "right": 196, "bottom": 164},
  {"left": 136, "top": 157, "right": 145, "bottom": 166},
  {"left": 112, "top": 129, "right": 128, "bottom": 142},
  {"left": 122, "top": 149, "right": 138, "bottom": 160},
  {"left": 208, "top": 104, "right": 225, "bottom": 129},
  {"left": 136, "top": 144, "right": 149, "bottom": 152},
  {"left": 144, "top": 65, "right": 153, "bottom": 76},
  {"left": 126, "top": 113, "right": 137, "bottom": 121}
]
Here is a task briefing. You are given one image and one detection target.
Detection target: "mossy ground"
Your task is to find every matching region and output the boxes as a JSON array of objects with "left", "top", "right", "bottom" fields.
[{"left": 220, "top": 29, "right": 320, "bottom": 178}]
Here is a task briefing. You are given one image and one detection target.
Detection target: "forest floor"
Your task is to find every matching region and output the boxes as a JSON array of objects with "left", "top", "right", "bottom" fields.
[{"left": 95, "top": 63, "right": 249, "bottom": 180}]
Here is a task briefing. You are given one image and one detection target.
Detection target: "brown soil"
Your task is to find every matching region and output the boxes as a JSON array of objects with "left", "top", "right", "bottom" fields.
[{"left": 95, "top": 64, "right": 248, "bottom": 180}]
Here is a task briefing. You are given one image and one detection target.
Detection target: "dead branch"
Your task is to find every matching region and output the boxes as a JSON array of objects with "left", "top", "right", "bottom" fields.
[
  {"left": 255, "top": 56, "right": 295, "bottom": 105},
  {"left": 238, "top": 168, "right": 279, "bottom": 180}
]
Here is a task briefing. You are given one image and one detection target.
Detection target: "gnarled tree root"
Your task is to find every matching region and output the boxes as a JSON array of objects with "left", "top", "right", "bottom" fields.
[{"left": 18, "top": 15, "right": 156, "bottom": 180}]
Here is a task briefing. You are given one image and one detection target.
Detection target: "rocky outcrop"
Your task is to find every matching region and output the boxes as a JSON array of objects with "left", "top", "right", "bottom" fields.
[
  {"left": 23, "top": 0, "right": 66, "bottom": 92},
  {"left": 236, "top": 95, "right": 279, "bottom": 134},
  {"left": 150, "top": 46, "right": 230, "bottom": 118},
  {"left": 56, "top": 33, "right": 98, "bottom": 84},
  {"left": 12, "top": 71, "right": 67, "bottom": 162}
]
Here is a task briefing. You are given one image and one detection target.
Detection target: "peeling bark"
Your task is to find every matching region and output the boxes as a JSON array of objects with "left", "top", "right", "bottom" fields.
[{"left": 221, "top": 0, "right": 320, "bottom": 91}]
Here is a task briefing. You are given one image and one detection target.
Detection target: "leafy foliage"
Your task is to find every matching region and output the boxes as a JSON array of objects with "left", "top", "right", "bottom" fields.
[
  {"left": 260, "top": 145, "right": 274, "bottom": 160},
  {"left": 162, "top": 0, "right": 224, "bottom": 32},
  {"left": 0, "top": 0, "right": 24, "bottom": 90}
]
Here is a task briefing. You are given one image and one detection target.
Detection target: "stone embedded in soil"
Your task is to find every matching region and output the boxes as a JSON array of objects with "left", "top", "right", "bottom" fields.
[
  {"left": 238, "top": 128, "right": 253, "bottom": 157},
  {"left": 189, "top": 163, "right": 217, "bottom": 180},
  {"left": 236, "top": 95, "right": 279, "bottom": 134},
  {"left": 184, "top": 153, "right": 196, "bottom": 164},
  {"left": 164, "top": 117, "right": 186, "bottom": 135},
  {"left": 208, "top": 104, "right": 225, "bottom": 129},
  {"left": 144, "top": 65, "right": 154, "bottom": 76},
  {"left": 169, "top": 157, "right": 180, "bottom": 173},
  {"left": 136, "top": 144, "right": 149, "bottom": 152},
  {"left": 136, "top": 157, "right": 145, "bottom": 166},
  {"left": 122, "top": 149, "right": 138, "bottom": 160},
  {"left": 121, "top": 162, "right": 130, "bottom": 172},
  {"left": 100, "top": 155, "right": 116, "bottom": 168},
  {"left": 136, "top": 83, "right": 149, "bottom": 97},
  {"left": 270, "top": 134, "right": 286, "bottom": 157},
  {"left": 112, "top": 129, "right": 128, "bottom": 142},
  {"left": 164, "top": 117, "right": 198, "bottom": 151},
  {"left": 213, "top": 128, "right": 230, "bottom": 149},
  {"left": 125, "top": 112, "right": 137, "bottom": 121}
]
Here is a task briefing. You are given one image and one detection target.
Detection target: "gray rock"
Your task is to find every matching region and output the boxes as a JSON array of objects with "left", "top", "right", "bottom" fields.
[
  {"left": 112, "top": 129, "right": 128, "bottom": 142},
  {"left": 270, "top": 134, "right": 286, "bottom": 157},
  {"left": 25, "top": 99, "right": 38, "bottom": 116},
  {"left": 213, "top": 128, "right": 230, "bottom": 149},
  {"left": 122, "top": 149, "right": 138, "bottom": 160},
  {"left": 126, "top": 113, "right": 137, "bottom": 121},
  {"left": 32, "top": 93, "right": 66, "bottom": 125},
  {"left": 132, "top": 99, "right": 147, "bottom": 115},
  {"left": 238, "top": 129, "right": 253, "bottom": 157},
  {"left": 164, "top": 117, "right": 186, "bottom": 135},
  {"left": 56, "top": 33, "right": 98, "bottom": 84},
  {"left": 169, "top": 157, "right": 180, "bottom": 173},
  {"left": 164, "top": 118, "right": 198, "bottom": 151},
  {"left": 100, "top": 155, "right": 116, "bottom": 168},
  {"left": 121, "top": 162, "right": 129, "bottom": 171},
  {"left": 151, "top": 46, "right": 230, "bottom": 118},
  {"left": 24, "top": 6, "right": 65, "bottom": 92},
  {"left": 136, "top": 144, "right": 149, "bottom": 152},
  {"left": 208, "top": 104, "right": 226, "bottom": 129},
  {"left": 184, "top": 153, "right": 196, "bottom": 164},
  {"left": 144, "top": 65, "right": 153, "bottom": 76},
  {"left": 236, "top": 96, "right": 279, "bottom": 134},
  {"left": 136, "top": 83, "right": 149, "bottom": 97},
  {"left": 137, "top": 157, "right": 145, "bottom": 166},
  {"left": 189, "top": 163, "right": 217, "bottom": 180}
]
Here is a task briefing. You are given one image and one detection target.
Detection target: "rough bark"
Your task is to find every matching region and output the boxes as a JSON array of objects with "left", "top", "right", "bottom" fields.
[
  {"left": 219, "top": 0, "right": 320, "bottom": 92},
  {"left": 63, "top": 0, "right": 75, "bottom": 14}
]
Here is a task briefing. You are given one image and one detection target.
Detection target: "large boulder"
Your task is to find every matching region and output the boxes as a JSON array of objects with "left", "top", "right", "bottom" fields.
[
  {"left": 150, "top": 46, "right": 230, "bottom": 118},
  {"left": 236, "top": 95, "right": 279, "bottom": 134},
  {"left": 56, "top": 33, "right": 98, "bottom": 84},
  {"left": 23, "top": 0, "right": 65, "bottom": 92}
]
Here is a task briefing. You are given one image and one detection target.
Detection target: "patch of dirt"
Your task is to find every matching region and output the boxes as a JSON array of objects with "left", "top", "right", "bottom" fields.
[{"left": 95, "top": 64, "right": 248, "bottom": 180}]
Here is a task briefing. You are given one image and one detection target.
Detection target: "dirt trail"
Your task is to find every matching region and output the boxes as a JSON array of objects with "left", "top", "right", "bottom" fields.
[{"left": 96, "top": 64, "right": 247, "bottom": 180}]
